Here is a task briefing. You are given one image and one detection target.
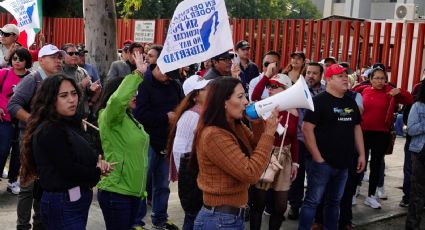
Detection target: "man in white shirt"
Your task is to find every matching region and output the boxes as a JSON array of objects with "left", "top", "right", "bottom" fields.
[
  {"left": 0, "top": 24, "right": 20, "bottom": 68},
  {"left": 248, "top": 51, "right": 281, "bottom": 101}
]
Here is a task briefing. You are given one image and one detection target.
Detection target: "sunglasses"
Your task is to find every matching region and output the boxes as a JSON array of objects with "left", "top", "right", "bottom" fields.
[
  {"left": 266, "top": 84, "right": 283, "bottom": 89},
  {"left": 12, "top": 56, "right": 24, "bottom": 62},
  {"left": 66, "top": 51, "right": 79, "bottom": 56},
  {"left": 0, "top": 31, "right": 14, "bottom": 37}
]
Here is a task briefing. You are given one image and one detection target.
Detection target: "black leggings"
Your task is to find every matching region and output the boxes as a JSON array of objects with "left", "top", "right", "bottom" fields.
[
  {"left": 250, "top": 187, "right": 288, "bottom": 230},
  {"left": 363, "top": 131, "right": 391, "bottom": 197}
]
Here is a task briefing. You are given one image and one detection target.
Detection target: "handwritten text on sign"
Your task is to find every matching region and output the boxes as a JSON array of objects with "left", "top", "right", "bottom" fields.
[{"left": 134, "top": 20, "right": 155, "bottom": 43}]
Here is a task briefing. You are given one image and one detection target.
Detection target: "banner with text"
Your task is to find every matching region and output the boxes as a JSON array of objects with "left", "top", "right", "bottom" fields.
[
  {"left": 0, "top": 0, "right": 40, "bottom": 30},
  {"left": 157, "top": 0, "right": 233, "bottom": 73}
]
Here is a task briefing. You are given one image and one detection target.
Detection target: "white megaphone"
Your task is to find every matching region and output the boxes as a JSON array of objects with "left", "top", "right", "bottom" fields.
[{"left": 245, "top": 76, "right": 315, "bottom": 135}]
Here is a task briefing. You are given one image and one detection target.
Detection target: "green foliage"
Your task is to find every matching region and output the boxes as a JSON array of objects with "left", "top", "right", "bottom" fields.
[{"left": 117, "top": 0, "right": 142, "bottom": 18}]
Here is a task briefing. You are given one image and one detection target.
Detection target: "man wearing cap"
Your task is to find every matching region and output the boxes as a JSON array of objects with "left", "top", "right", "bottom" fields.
[
  {"left": 134, "top": 64, "right": 183, "bottom": 230},
  {"left": 235, "top": 40, "right": 259, "bottom": 91},
  {"left": 298, "top": 64, "right": 365, "bottom": 230},
  {"left": 203, "top": 51, "right": 235, "bottom": 81},
  {"left": 107, "top": 42, "right": 144, "bottom": 81},
  {"left": 288, "top": 62, "right": 326, "bottom": 220},
  {"left": 77, "top": 43, "right": 99, "bottom": 82},
  {"left": 7, "top": 44, "right": 65, "bottom": 230},
  {"left": 0, "top": 24, "right": 21, "bottom": 68}
]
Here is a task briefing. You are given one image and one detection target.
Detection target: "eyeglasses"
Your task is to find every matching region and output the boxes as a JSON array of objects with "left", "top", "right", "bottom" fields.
[
  {"left": 372, "top": 77, "right": 386, "bottom": 81},
  {"left": 66, "top": 51, "right": 79, "bottom": 56},
  {"left": 218, "top": 58, "right": 232, "bottom": 62},
  {"left": 266, "top": 84, "right": 283, "bottom": 89},
  {"left": 12, "top": 56, "right": 24, "bottom": 62},
  {"left": 0, "top": 31, "right": 14, "bottom": 37}
]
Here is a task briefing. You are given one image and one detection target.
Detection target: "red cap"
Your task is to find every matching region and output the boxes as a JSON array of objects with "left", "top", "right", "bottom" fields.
[
  {"left": 325, "top": 64, "right": 347, "bottom": 78},
  {"left": 123, "top": 39, "right": 133, "bottom": 46}
]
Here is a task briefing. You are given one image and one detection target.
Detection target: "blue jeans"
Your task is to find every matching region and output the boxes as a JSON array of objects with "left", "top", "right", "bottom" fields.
[
  {"left": 0, "top": 121, "right": 20, "bottom": 182},
  {"left": 298, "top": 161, "right": 348, "bottom": 230},
  {"left": 136, "top": 146, "right": 170, "bottom": 226},
  {"left": 98, "top": 189, "right": 141, "bottom": 230},
  {"left": 40, "top": 188, "right": 92, "bottom": 230},
  {"left": 288, "top": 140, "right": 311, "bottom": 209},
  {"left": 395, "top": 113, "right": 404, "bottom": 136},
  {"left": 403, "top": 139, "right": 412, "bottom": 203},
  {"left": 183, "top": 212, "right": 198, "bottom": 230},
  {"left": 194, "top": 207, "right": 244, "bottom": 230}
]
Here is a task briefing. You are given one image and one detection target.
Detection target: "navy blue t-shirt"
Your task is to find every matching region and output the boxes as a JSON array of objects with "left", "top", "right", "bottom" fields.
[{"left": 303, "top": 91, "right": 361, "bottom": 169}]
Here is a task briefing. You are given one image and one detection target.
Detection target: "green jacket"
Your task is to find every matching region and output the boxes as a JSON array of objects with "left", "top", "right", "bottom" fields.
[{"left": 97, "top": 73, "right": 149, "bottom": 198}]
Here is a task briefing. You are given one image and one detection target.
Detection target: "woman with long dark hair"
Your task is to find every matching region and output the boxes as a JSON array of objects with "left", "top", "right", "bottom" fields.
[
  {"left": 20, "top": 74, "right": 112, "bottom": 229},
  {"left": 0, "top": 47, "right": 32, "bottom": 194},
  {"left": 406, "top": 80, "right": 425, "bottom": 229},
  {"left": 193, "top": 77, "right": 280, "bottom": 229},
  {"left": 96, "top": 51, "right": 150, "bottom": 230},
  {"left": 354, "top": 67, "right": 413, "bottom": 209},
  {"left": 167, "top": 74, "right": 210, "bottom": 230},
  {"left": 282, "top": 51, "right": 306, "bottom": 83}
]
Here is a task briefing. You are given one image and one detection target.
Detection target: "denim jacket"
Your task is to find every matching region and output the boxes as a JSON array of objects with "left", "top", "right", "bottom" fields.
[{"left": 407, "top": 101, "right": 425, "bottom": 153}]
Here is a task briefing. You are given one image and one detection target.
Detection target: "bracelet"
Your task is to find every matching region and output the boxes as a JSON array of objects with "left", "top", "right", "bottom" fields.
[
  {"left": 134, "top": 69, "right": 143, "bottom": 77},
  {"left": 292, "top": 163, "right": 300, "bottom": 168}
]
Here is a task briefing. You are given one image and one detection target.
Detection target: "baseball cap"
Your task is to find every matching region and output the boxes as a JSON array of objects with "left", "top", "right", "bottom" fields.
[
  {"left": 372, "top": 63, "right": 386, "bottom": 71},
  {"left": 290, "top": 51, "right": 306, "bottom": 61},
  {"left": 362, "top": 68, "right": 373, "bottom": 78},
  {"left": 269, "top": 74, "right": 292, "bottom": 88},
  {"left": 38, "top": 44, "right": 66, "bottom": 58},
  {"left": 118, "top": 39, "right": 134, "bottom": 53},
  {"left": 235, "top": 40, "right": 250, "bottom": 50},
  {"left": 183, "top": 75, "right": 210, "bottom": 96},
  {"left": 0, "top": 24, "right": 19, "bottom": 35},
  {"left": 325, "top": 64, "right": 347, "bottom": 78},
  {"left": 212, "top": 51, "right": 235, "bottom": 60}
]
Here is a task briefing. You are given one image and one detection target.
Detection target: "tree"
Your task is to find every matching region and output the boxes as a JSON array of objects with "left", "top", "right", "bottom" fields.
[{"left": 83, "top": 0, "right": 117, "bottom": 82}]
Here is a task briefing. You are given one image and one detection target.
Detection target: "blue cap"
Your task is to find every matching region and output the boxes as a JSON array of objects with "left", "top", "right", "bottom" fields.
[{"left": 245, "top": 104, "right": 259, "bottom": 119}]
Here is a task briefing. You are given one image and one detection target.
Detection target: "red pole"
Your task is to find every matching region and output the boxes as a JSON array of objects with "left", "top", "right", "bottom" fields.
[
  {"left": 289, "top": 20, "right": 297, "bottom": 53},
  {"left": 232, "top": 18, "right": 238, "bottom": 46},
  {"left": 255, "top": 19, "right": 263, "bottom": 68},
  {"left": 305, "top": 20, "right": 315, "bottom": 61},
  {"left": 401, "top": 23, "right": 415, "bottom": 90},
  {"left": 281, "top": 20, "right": 290, "bottom": 68},
  {"left": 323, "top": 20, "right": 332, "bottom": 60},
  {"left": 273, "top": 20, "right": 281, "bottom": 52},
  {"left": 298, "top": 19, "right": 306, "bottom": 52},
  {"left": 371, "top": 22, "right": 381, "bottom": 64},
  {"left": 360, "top": 21, "right": 371, "bottom": 68},
  {"left": 313, "top": 20, "right": 323, "bottom": 63},
  {"left": 341, "top": 20, "right": 351, "bottom": 62},
  {"left": 248, "top": 19, "right": 255, "bottom": 60},
  {"left": 264, "top": 19, "right": 272, "bottom": 53},
  {"left": 332, "top": 20, "right": 341, "bottom": 60},
  {"left": 240, "top": 19, "right": 247, "bottom": 41},
  {"left": 413, "top": 23, "right": 425, "bottom": 86},
  {"left": 390, "top": 23, "right": 404, "bottom": 85},
  {"left": 350, "top": 21, "right": 361, "bottom": 70},
  {"left": 381, "top": 23, "right": 392, "bottom": 69}
]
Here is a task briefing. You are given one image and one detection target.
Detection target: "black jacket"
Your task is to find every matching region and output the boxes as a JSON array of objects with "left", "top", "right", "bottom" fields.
[
  {"left": 32, "top": 118, "right": 100, "bottom": 192},
  {"left": 134, "top": 73, "right": 184, "bottom": 153}
]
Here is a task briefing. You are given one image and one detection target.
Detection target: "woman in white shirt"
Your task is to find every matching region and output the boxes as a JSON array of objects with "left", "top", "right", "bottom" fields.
[{"left": 166, "top": 74, "right": 210, "bottom": 230}]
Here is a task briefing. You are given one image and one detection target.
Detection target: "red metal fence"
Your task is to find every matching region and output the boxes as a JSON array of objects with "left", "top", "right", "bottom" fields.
[{"left": 0, "top": 13, "right": 424, "bottom": 90}]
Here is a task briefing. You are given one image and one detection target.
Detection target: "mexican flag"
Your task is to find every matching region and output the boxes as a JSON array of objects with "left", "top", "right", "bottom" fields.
[{"left": 0, "top": 0, "right": 42, "bottom": 48}]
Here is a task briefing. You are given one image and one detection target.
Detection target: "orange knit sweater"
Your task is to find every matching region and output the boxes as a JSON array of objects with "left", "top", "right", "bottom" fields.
[{"left": 196, "top": 122, "right": 275, "bottom": 207}]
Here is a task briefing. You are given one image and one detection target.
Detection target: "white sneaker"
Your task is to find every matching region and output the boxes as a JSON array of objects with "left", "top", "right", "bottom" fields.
[
  {"left": 355, "top": 185, "right": 361, "bottom": 197},
  {"left": 376, "top": 186, "right": 388, "bottom": 200},
  {"left": 362, "top": 174, "right": 369, "bottom": 182},
  {"left": 2, "top": 170, "right": 7, "bottom": 179},
  {"left": 364, "top": 195, "right": 381, "bottom": 209},
  {"left": 352, "top": 196, "right": 357, "bottom": 206},
  {"left": 7, "top": 181, "right": 20, "bottom": 195}
]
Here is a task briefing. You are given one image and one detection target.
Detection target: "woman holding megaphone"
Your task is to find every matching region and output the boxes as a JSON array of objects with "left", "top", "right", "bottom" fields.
[{"left": 249, "top": 62, "right": 299, "bottom": 230}]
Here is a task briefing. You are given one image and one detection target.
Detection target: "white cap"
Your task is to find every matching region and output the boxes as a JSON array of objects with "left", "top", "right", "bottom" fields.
[
  {"left": 269, "top": 74, "right": 292, "bottom": 88},
  {"left": 183, "top": 75, "right": 210, "bottom": 96},
  {"left": 0, "top": 24, "right": 19, "bottom": 35},
  {"left": 38, "top": 44, "right": 66, "bottom": 58}
]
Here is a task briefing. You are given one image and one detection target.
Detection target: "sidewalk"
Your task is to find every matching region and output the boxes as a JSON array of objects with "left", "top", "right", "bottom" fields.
[{"left": 0, "top": 137, "right": 408, "bottom": 229}]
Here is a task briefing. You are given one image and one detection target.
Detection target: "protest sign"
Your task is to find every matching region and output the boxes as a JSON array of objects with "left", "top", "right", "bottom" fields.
[
  {"left": 157, "top": 0, "right": 233, "bottom": 73},
  {"left": 134, "top": 20, "right": 155, "bottom": 43}
]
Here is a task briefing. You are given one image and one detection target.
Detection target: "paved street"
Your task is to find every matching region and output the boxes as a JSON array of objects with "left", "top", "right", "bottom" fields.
[{"left": 0, "top": 137, "right": 412, "bottom": 229}]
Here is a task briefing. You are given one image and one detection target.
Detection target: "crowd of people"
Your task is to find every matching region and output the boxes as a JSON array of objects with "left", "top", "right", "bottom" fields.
[{"left": 0, "top": 22, "right": 425, "bottom": 230}]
